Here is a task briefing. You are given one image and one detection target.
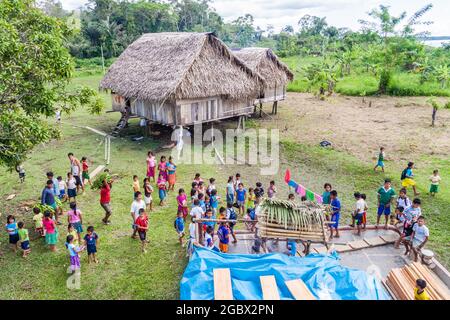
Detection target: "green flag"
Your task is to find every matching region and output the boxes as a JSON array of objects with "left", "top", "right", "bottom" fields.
[{"left": 306, "top": 190, "right": 315, "bottom": 201}]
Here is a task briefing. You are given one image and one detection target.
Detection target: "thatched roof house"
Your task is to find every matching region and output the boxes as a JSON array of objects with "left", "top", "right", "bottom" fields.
[
  {"left": 232, "top": 48, "right": 294, "bottom": 104},
  {"left": 100, "top": 32, "right": 264, "bottom": 126}
]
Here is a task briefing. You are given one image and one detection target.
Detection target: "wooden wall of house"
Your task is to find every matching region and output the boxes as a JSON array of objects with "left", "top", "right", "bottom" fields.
[
  {"left": 260, "top": 85, "right": 287, "bottom": 103},
  {"left": 124, "top": 96, "right": 254, "bottom": 126},
  {"left": 177, "top": 97, "right": 254, "bottom": 125},
  {"left": 131, "top": 99, "right": 177, "bottom": 125}
]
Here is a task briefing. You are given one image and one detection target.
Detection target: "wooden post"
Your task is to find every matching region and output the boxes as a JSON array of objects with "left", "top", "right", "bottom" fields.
[
  {"left": 274, "top": 101, "right": 278, "bottom": 114},
  {"left": 259, "top": 103, "right": 263, "bottom": 117}
]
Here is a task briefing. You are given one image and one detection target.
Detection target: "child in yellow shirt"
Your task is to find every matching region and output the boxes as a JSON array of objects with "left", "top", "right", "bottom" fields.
[
  {"left": 132, "top": 175, "right": 140, "bottom": 197},
  {"left": 414, "top": 279, "right": 430, "bottom": 300}
]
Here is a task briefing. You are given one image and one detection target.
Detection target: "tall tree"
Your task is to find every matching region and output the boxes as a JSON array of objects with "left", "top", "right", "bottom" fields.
[
  {"left": 0, "top": 0, "right": 104, "bottom": 169},
  {"left": 359, "top": 4, "right": 433, "bottom": 93}
]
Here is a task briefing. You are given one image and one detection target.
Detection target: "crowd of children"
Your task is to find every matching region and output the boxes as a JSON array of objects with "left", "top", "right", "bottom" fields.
[
  {"left": 3, "top": 146, "right": 441, "bottom": 295},
  {"left": 165, "top": 171, "right": 276, "bottom": 256}
]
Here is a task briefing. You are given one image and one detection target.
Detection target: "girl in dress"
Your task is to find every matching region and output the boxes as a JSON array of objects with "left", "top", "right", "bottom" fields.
[
  {"left": 177, "top": 188, "right": 188, "bottom": 220},
  {"left": 157, "top": 173, "right": 167, "bottom": 206},
  {"left": 146, "top": 151, "right": 156, "bottom": 182},
  {"left": 167, "top": 156, "right": 177, "bottom": 192},
  {"left": 158, "top": 156, "right": 168, "bottom": 181}
]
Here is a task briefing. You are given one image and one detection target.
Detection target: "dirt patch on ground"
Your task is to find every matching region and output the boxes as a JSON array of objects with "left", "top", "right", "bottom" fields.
[{"left": 262, "top": 93, "right": 450, "bottom": 163}]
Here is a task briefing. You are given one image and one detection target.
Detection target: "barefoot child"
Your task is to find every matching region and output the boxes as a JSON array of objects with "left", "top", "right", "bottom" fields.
[
  {"left": 374, "top": 147, "right": 385, "bottom": 172},
  {"left": 17, "top": 222, "right": 31, "bottom": 258},
  {"left": 352, "top": 192, "right": 365, "bottom": 236},
  {"left": 401, "top": 162, "right": 419, "bottom": 196},
  {"left": 81, "top": 157, "right": 92, "bottom": 186},
  {"left": 5, "top": 215, "right": 19, "bottom": 253},
  {"left": 174, "top": 211, "right": 185, "bottom": 245},
  {"left": 66, "top": 235, "right": 84, "bottom": 273},
  {"left": 143, "top": 178, "right": 153, "bottom": 212},
  {"left": 132, "top": 175, "right": 140, "bottom": 197},
  {"left": 67, "top": 224, "right": 79, "bottom": 246},
  {"left": 361, "top": 194, "right": 368, "bottom": 229},
  {"left": 177, "top": 188, "right": 188, "bottom": 220},
  {"left": 43, "top": 211, "right": 58, "bottom": 252},
  {"left": 158, "top": 156, "right": 168, "bottom": 181},
  {"left": 130, "top": 192, "right": 146, "bottom": 239},
  {"left": 84, "top": 226, "right": 99, "bottom": 264},
  {"left": 236, "top": 183, "right": 247, "bottom": 217},
  {"left": 135, "top": 209, "right": 149, "bottom": 253},
  {"left": 57, "top": 176, "right": 68, "bottom": 202},
  {"left": 408, "top": 216, "right": 429, "bottom": 262},
  {"left": 247, "top": 188, "right": 256, "bottom": 209},
  {"left": 377, "top": 179, "right": 396, "bottom": 229},
  {"left": 157, "top": 173, "right": 167, "bottom": 206},
  {"left": 329, "top": 190, "right": 341, "bottom": 239},
  {"left": 226, "top": 176, "right": 235, "bottom": 205},
  {"left": 217, "top": 219, "right": 230, "bottom": 253},
  {"left": 167, "top": 156, "right": 177, "bottom": 192},
  {"left": 32, "top": 207, "right": 44, "bottom": 237},
  {"left": 429, "top": 170, "right": 441, "bottom": 196},
  {"left": 67, "top": 172, "right": 77, "bottom": 202},
  {"left": 146, "top": 151, "right": 156, "bottom": 182},
  {"left": 67, "top": 202, "right": 83, "bottom": 244}
]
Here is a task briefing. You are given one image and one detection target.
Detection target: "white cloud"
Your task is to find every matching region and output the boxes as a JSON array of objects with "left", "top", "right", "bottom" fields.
[{"left": 59, "top": 0, "right": 450, "bottom": 35}]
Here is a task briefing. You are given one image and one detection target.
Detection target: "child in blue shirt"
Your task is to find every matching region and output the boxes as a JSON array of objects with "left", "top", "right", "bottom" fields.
[
  {"left": 330, "top": 190, "right": 341, "bottom": 239},
  {"left": 175, "top": 211, "right": 185, "bottom": 246},
  {"left": 235, "top": 183, "right": 247, "bottom": 217},
  {"left": 209, "top": 189, "right": 219, "bottom": 215},
  {"left": 5, "top": 215, "right": 19, "bottom": 252},
  {"left": 83, "top": 226, "right": 99, "bottom": 264}
]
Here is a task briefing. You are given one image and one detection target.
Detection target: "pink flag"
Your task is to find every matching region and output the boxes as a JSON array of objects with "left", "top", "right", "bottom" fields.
[
  {"left": 296, "top": 184, "right": 306, "bottom": 197},
  {"left": 315, "top": 194, "right": 323, "bottom": 204}
]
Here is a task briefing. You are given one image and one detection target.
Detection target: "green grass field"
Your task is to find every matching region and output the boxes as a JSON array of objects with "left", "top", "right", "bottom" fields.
[
  {"left": 0, "top": 73, "right": 448, "bottom": 299},
  {"left": 281, "top": 55, "right": 450, "bottom": 97}
]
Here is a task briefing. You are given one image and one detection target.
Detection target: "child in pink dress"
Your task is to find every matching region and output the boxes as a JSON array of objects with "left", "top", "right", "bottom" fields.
[
  {"left": 177, "top": 188, "right": 188, "bottom": 219},
  {"left": 158, "top": 156, "right": 168, "bottom": 181},
  {"left": 146, "top": 151, "right": 156, "bottom": 182}
]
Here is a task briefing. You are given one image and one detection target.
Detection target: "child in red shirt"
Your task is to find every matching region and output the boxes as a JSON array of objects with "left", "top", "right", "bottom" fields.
[{"left": 135, "top": 208, "right": 149, "bottom": 253}]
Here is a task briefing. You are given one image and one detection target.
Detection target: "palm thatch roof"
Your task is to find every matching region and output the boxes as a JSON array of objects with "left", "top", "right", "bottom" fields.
[
  {"left": 232, "top": 48, "right": 294, "bottom": 88},
  {"left": 100, "top": 32, "right": 263, "bottom": 102}
]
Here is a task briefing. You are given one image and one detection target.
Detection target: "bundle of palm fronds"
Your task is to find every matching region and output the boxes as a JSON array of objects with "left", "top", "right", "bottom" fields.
[
  {"left": 256, "top": 199, "right": 328, "bottom": 241},
  {"left": 91, "top": 172, "right": 112, "bottom": 190}
]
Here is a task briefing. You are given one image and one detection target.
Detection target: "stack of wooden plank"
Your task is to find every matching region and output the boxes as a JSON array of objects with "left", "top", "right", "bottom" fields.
[{"left": 385, "top": 262, "right": 450, "bottom": 300}]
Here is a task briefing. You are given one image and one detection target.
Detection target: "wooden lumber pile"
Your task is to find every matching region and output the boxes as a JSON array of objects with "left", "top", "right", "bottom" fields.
[{"left": 385, "top": 262, "right": 450, "bottom": 300}]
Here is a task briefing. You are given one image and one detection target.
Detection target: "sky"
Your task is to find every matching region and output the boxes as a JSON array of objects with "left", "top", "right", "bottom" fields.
[{"left": 60, "top": 0, "right": 450, "bottom": 36}]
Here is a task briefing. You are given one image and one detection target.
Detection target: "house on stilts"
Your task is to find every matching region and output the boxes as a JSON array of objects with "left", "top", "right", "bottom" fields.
[
  {"left": 232, "top": 47, "right": 294, "bottom": 115},
  {"left": 100, "top": 32, "right": 264, "bottom": 134}
]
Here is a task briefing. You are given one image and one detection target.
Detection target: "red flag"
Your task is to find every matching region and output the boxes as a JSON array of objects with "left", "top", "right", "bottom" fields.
[{"left": 284, "top": 169, "right": 291, "bottom": 183}]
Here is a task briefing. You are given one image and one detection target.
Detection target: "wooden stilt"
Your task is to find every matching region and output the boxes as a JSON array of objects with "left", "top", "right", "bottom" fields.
[{"left": 259, "top": 103, "right": 263, "bottom": 117}]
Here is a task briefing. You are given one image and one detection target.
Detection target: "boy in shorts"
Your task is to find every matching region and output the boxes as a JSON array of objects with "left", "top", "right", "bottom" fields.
[
  {"left": 135, "top": 208, "right": 149, "bottom": 253},
  {"left": 84, "top": 226, "right": 99, "bottom": 263},
  {"left": 235, "top": 183, "right": 247, "bottom": 217},
  {"left": 217, "top": 219, "right": 230, "bottom": 253},
  {"left": 376, "top": 179, "right": 396, "bottom": 229},
  {"left": 17, "top": 221, "right": 31, "bottom": 258},
  {"left": 175, "top": 211, "right": 185, "bottom": 246}
]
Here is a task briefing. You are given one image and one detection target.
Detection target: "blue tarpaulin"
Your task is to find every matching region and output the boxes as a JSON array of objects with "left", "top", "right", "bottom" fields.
[{"left": 180, "top": 247, "right": 389, "bottom": 300}]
